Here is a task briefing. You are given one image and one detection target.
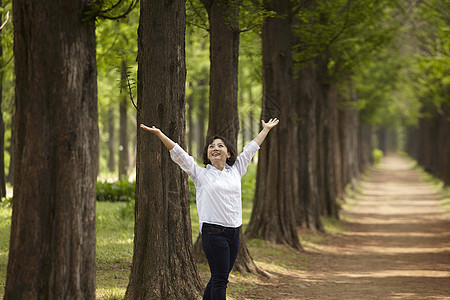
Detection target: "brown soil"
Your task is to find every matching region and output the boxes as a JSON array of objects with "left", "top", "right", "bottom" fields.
[{"left": 230, "top": 155, "right": 450, "bottom": 299}]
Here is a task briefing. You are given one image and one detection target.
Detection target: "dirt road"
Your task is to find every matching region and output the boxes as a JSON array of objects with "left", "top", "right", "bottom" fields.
[
  {"left": 295, "top": 155, "right": 450, "bottom": 299},
  {"left": 241, "top": 155, "right": 450, "bottom": 300}
]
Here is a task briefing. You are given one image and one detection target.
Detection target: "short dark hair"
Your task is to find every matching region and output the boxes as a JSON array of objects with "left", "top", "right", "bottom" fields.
[{"left": 202, "top": 135, "right": 237, "bottom": 166}]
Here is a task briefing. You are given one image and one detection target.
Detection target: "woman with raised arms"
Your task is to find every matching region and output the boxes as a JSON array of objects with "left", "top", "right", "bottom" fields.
[{"left": 140, "top": 118, "right": 279, "bottom": 300}]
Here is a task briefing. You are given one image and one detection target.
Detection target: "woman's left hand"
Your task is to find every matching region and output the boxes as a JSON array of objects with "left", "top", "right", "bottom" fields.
[{"left": 261, "top": 118, "right": 279, "bottom": 131}]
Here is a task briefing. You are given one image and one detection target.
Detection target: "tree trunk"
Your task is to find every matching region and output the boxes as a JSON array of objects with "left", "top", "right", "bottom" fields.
[
  {"left": 245, "top": 0, "right": 302, "bottom": 250},
  {"left": 358, "top": 123, "right": 373, "bottom": 172},
  {"left": 295, "top": 64, "right": 322, "bottom": 231},
  {"left": 202, "top": 0, "right": 240, "bottom": 141},
  {"left": 119, "top": 59, "right": 129, "bottom": 180},
  {"left": 187, "top": 94, "right": 194, "bottom": 154},
  {"left": 197, "top": 86, "right": 207, "bottom": 159},
  {"left": 437, "top": 105, "right": 450, "bottom": 185},
  {"left": 322, "top": 83, "right": 339, "bottom": 218},
  {"left": 5, "top": 0, "right": 98, "bottom": 298},
  {"left": 194, "top": 0, "right": 266, "bottom": 276},
  {"left": 0, "top": 22, "right": 6, "bottom": 197},
  {"left": 315, "top": 69, "right": 326, "bottom": 217},
  {"left": 124, "top": 1, "right": 202, "bottom": 298},
  {"left": 108, "top": 106, "right": 115, "bottom": 173},
  {"left": 350, "top": 85, "right": 360, "bottom": 181},
  {"left": 6, "top": 113, "right": 13, "bottom": 184}
]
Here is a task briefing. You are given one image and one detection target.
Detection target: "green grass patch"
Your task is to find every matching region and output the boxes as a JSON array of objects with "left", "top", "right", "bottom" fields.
[
  {"left": 247, "top": 239, "right": 310, "bottom": 271},
  {"left": 96, "top": 202, "right": 133, "bottom": 299},
  {"left": 409, "top": 161, "right": 450, "bottom": 214},
  {"left": 0, "top": 205, "right": 12, "bottom": 298}
]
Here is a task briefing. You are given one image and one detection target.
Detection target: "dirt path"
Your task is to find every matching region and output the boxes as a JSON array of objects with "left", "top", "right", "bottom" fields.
[{"left": 239, "top": 155, "right": 450, "bottom": 299}]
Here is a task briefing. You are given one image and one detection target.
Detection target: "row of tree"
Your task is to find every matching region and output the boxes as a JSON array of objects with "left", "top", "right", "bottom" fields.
[
  {"left": 127, "top": 0, "right": 408, "bottom": 298},
  {"left": 3, "top": 0, "right": 448, "bottom": 299},
  {"left": 404, "top": 0, "right": 449, "bottom": 185}
]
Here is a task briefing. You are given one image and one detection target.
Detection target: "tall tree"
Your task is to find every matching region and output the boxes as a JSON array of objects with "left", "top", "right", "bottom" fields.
[
  {"left": 191, "top": 0, "right": 266, "bottom": 275},
  {"left": 245, "top": 0, "right": 302, "bottom": 250},
  {"left": 201, "top": 0, "right": 240, "bottom": 140},
  {"left": 0, "top": 3, "right": 6, "bottom": 198},
  {"left": 5, "top": 0, "right": 98, "bottom": 298},
  {"left": 295, "top": 63, "right": 323, "bottom": 230},
  {"left": 107, "top": 106, "right": 115, "bottom": 172},
  {"left": 119, "top": 59, "right": 129, "bottom": 179},
  {"left": 124, "top": 0, "right": 203, "bottom": 298}
]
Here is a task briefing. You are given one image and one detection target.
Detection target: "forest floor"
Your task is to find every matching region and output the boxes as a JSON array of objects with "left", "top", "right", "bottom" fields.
[{"left": 228, "top": 155, "right": 450, "bottom": 300}]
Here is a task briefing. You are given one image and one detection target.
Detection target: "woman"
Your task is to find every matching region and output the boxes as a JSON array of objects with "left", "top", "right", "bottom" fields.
[{"left": 140, "top": 118, "right": 279, "bottom": 300}]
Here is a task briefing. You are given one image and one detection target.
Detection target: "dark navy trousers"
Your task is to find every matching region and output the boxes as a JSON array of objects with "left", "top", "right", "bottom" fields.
[{"left": 201, "top": 223, "right": 240, "bottom": 300}]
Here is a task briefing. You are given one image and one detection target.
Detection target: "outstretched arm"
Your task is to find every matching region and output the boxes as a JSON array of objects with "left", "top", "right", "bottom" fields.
[
  {"left": 252, "top": 118, "right": 279, "bottom": 146},
  {"left": 140, "top": 124, "right": 176, "bottom": 150}
]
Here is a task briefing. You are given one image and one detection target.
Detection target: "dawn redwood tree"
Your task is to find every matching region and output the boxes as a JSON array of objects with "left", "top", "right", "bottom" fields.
[
  {"left": 245, "top": 0, "right": 302, "bottom": 250},
  {"left": 119, "top": 59, "right": 129, "bottom": 179},
  {"left": 316, "top": 61, "right": 340, "bottom": 219},
  {"left": 192, "top": 0, "right": 265, "bottom": 276},
  {"left": 124, "top": 0, "right": 203, "bottom": 298},
  {"left": 202, "top": 0, "right": 240, "bottom": 140},
  {"left": 294, "top": 64, "right": 323, "bottom": 230},
  {"left": 108, "top": 106, "right": 115, "bottom": 172},
  {"left": 0, "top": 9, "right": 5, "bottom": 198},
  {"left": 5, "top": 0, "right": 98, "bottom": 298}
]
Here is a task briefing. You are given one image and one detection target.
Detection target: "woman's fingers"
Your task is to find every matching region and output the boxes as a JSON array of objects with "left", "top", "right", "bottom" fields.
[{"left": 140, "top": 124, "right": 159, "bottom": 133}]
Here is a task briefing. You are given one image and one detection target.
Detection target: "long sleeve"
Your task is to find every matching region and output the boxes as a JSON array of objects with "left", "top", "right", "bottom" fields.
[
  {"left": 169, "top": 144, "right": 202, "bottom": 181},
  {"left": 233, "top": 141, "right": 260, "bottom": 177}
]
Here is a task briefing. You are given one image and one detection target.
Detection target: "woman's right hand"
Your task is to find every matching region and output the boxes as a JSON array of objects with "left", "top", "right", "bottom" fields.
[
  {"left": 140, "top": 124, "right": 161, "bottom": 135},
  {"left": 140, "top": 124, "right": 176, "bottom": 150}
]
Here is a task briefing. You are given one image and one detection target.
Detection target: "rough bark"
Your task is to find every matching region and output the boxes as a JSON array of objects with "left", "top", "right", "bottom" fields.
[
  {"left": 202, "top": 0, "right": 240, "bottom": 141},
  {"left": 410, "top": 104, "right": 449, "bottom": 185},
  {"left": 0, "top": 23, "right": 5, "bottom": 197},
  {"left": 245, "top": 0, "right": 302, "bottom": 250},
  {"left": 187, "top": 94, "right": 194, "bottom": 154},
  {"left": 196, "top": 86, "right": 207, "bottom": 159},
  {"left": 437, "top": 105, "right": 450, "bottom": 185},
  {"left": 322, "top": 83, "right": 339, "bottom": 218},
  {"left": 119, "top": 59, "right": 129, "bottom": 179},
  {"left": 295, "top": 64, "right": 323, "bottom": 231},
  {"left": 6, "top": 113, "right": 13, "bottom": 184},
  {"left": 5, "top": 0, "right": 98, "bottom": 298},
  {"left": 338, "top": 87, "right": 359, "bottom": 190},
  {"left": 124, "top": 1, "right": 203, "bottom": 298}
]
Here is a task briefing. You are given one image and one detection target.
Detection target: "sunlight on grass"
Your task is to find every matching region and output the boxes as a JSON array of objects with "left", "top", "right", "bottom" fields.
[
  {"left": 96, "top": 288, "right": 127, "bottom": 300},
  {"left": 96, "top": 202, "right": 133, "bottom": 299},
  {"left": 411, "top": 162, "right": 450, "bottom": 214},
  {"left": 0, "top": 206, "right": 11, "bottom": 298}
]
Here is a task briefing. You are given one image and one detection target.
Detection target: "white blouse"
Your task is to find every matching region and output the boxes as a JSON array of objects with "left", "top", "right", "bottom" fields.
[{"left": 169, "top": 141, "right": 260, "bottom": 232}]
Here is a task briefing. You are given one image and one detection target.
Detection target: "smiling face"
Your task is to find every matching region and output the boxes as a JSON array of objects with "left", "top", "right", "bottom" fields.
[{"left": 207, "top": 139, "right": 231, "bottom": 164}]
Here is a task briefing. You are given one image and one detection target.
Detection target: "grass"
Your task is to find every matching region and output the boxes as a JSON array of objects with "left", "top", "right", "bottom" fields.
[
  {"left": 0, "top": 202, "right": 11, "bottom": 297},
  {"left": 403, "top": 156, "right": 450, "bottom": 214}
]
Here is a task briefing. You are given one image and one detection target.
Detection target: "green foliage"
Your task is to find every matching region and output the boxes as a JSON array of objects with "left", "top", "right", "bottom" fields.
[
  {"left": 293, "top": 0, "right": 399, "bottom": 78},
  {"left": 188, "top": 178, "right": 196, "bottom": 202},
  {"left": 96, "top": 180, "right": 135, "bottom": 202},
  {"left": 354, "top": 46, "right": 421, "bottom": 127},
  {"left": 411, "top": 0, "right": 450, "bottom": 113},
  {"left": 96, "top": 7, "right": 139, "bottom": 175},
  {"left": 0, "top": 197, "right": 11, "bottom": 208},
  {"left": 1, "top": 1, "right": 15, "bottom": 179},
  {"left": 372, "top": 148, "right": 383, "bottom": 165}
]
